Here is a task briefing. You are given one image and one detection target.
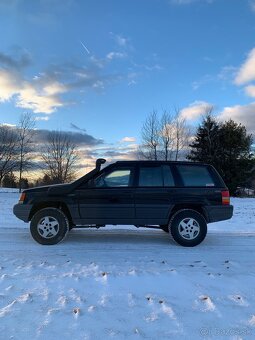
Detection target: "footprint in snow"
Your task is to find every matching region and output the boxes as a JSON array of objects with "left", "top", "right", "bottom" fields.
[
  {"left": 197, "top": 295, "right": 216, "bottom": 312},
  {"left": 146, "top": 296, "right": 153, "bottom": 304},
  {"left": 229, "top": 295, "right": 248, "bottom": 306},
  {"left": 73, "top": 307, "right": 81, "bottom": 317},
  {"left": 128, "top": 269, "right": 136, "bottom": 275},
  {"left": 168, "top": 269, "right": 176, "bottom": 273},
  {"left": 17, "top": 293, "right": 32, "bottom": 303},
  {"left": 207, "top": 273, "right": 215, "bottom": 278}
]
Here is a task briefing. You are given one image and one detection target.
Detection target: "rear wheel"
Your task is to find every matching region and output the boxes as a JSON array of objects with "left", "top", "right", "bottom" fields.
[
  {"left": 30, "top": 208, "right": 69, "bottom": 245},
  {"left": 169, "top": 209, "right": 207, "bottom": 247}
]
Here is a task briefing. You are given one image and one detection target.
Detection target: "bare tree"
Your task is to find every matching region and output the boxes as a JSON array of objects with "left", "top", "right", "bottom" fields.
[
  {"left": 41, "top": 131, "right": 80, "bottom": 184},
  {"left": 140, "top": 111, "right": 160, "bottom": 160},
  {"left": 139, "top": 108, "right": 191, "bottom": 161},
  {"left": 0, "top": 125, "right": 18, "bottom": 186},
  {"left": 17, "top": 113, "right": 35, "bottom": 192},
  {"left": 173, "top": 109, "right": 190, "bottom": 161},
  {"left": 160, "top": 111, "right": 175, "bottom": 161}
]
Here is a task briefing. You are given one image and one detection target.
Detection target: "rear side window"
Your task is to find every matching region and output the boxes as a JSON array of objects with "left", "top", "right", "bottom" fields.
[
  {"left": 138, "top": 165, "right": 175, "bottom": 187},
  {"left": 177, "top": 165, "right": 215, "bottom": 187}
]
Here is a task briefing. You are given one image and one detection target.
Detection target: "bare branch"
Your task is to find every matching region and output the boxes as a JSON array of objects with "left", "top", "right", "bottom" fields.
[{"left": 41, "top": 131, "right": 80, "bottom": 184}]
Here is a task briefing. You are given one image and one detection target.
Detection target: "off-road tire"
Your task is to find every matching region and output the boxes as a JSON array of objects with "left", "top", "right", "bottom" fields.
[
  {"left": 169, "top": 209, "right": 207, "bottom": 247},
  {"left": 30, "top": 208, "right": 69, "bottom": 245}
]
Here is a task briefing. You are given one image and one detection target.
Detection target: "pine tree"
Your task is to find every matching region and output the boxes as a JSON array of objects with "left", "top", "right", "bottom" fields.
[
  {"left": 187, "top": 114, "right": 220, "bottom": 164},
  {"left": 187, "top": 115, "right": 254, "bottom": 194}
]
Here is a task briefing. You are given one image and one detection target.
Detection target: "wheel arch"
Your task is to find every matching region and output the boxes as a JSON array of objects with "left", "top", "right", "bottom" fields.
[
  {"left": 169, "top": 204, "right": 208, "bottom": 223},
  {"left": 29, "top": 201, "right": 73, "bottom": 225}
]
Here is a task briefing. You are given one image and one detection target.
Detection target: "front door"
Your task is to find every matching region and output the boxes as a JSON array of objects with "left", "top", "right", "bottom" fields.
[{"left": 76, "top": 166, "right": 135, "bottom": 224}]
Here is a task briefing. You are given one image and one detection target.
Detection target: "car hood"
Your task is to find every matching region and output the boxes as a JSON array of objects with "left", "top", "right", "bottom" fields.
[
  {"left": 23, "top": 183, "right": 71, "bottom": 195},
  {"left": 23, "top": 167, "right": 99, "bottom": 196}
]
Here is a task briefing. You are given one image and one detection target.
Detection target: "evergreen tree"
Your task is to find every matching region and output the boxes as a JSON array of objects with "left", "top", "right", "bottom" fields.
[
  {"left": 217, "top": 120, "right": 253, "bottom": 194},
  {"left": 187, "top": 114, "right": 220, "bottom": 164},
  {"left": 187, "top": 115, "right": 254, "bottom": 194},
  {"left": 2, "top": 172, "right": 17, "bottom": 188}
]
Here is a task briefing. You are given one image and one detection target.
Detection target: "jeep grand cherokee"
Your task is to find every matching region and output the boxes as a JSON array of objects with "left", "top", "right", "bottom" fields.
[{"left": 13, "top": 158, "right": 233, "bottom": 247}]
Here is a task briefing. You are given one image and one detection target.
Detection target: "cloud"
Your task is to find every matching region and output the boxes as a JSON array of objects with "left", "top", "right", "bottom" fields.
[
  {"left": 235, "top": 48, "right": 255, "bottom": 85},
  {"left": 120, "top": 137, "right": 136, "bottom": 143},
  {"left": 180, "top": 101, "right": 213, "bottom": 120},
  {"left": 0, "top": 69, "right": 20, "bottom": 101},
  {"left": 0, "top": 69, "right": 68, "bottom": 113},
  {"left": 110, "top": 33, "right": 128, "bottom": 47},
  {"left": 33, "top": 129, "right": 103, "bottom": 146},
  {"left": 106, "top": 52, "right": 126, "bottom": 60},
  {"left": 217, "top": 66, "right": 237, "bottom": 82},
  {"left": 0, "top": 50, "right": 127, "bottom": 114},
  {"left": 218, "top": 102, "right": 255, "bottom": 134},
  {"left": 0, "top": 50, "right": 31, "bottom": 69},
  {"left": 35, "top": 116, "right": 50, "bottom": 121},
  {"left": 70, "top": 123, "right": 87, "bottom": 133},
  {"left": 245, "top": 85, "right": 255, "bottom": 98}
]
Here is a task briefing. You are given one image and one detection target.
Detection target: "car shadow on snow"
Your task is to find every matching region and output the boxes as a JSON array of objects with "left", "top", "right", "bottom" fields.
[{"left": 66, "top": 228, "right": 176, "bottom": 246}]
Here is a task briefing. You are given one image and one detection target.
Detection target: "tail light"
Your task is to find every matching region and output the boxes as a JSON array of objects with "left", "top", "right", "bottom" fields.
[
  {"left": 19, "top": 193, "right": 26, "bottom": 204},
  {"left": 221, "top": 190, "right": 230, "bottom": 205}
]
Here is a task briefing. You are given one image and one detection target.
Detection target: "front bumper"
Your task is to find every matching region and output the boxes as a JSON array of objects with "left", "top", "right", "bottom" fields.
[
  {"left": 204, "top": 205, "right": 234, "bottom": 223},
  {"left": 13, "top": 204, "right": 33, "bottom": 222}
]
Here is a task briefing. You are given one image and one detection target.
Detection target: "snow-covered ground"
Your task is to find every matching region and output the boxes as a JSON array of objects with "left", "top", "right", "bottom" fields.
[{"left": 0, "top": 190, "right": 255, "bottom": 339}]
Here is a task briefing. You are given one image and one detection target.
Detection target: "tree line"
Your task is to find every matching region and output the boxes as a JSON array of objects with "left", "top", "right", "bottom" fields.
[
  {"left": 0, "top": 113, "right": 80, "bottom": 191},
  {"left": 1, "top": 108, "right": 254, "bottom": 195}
]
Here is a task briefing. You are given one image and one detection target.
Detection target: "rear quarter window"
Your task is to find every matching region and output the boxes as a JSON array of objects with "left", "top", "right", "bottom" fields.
[{"left": 176, "top": 165, "right": 215, "bottom": 187}]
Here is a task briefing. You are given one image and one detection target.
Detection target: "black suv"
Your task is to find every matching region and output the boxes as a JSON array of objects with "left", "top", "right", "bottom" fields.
[{"left": 13, "top": 159, "right": 233, "bottom": 247}]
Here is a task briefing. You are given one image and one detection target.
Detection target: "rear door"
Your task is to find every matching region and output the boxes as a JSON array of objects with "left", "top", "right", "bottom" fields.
[{"left": 134, "top": 164, "right": 176, "bottom": 225}]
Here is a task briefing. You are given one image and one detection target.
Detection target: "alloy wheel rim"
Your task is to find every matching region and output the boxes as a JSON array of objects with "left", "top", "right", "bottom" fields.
[
  {"left": 37, "top": 216, "right": 60, "bottom": 239},
  {"left": 177, "top": 217, "right": 200, "bottom": 240}
]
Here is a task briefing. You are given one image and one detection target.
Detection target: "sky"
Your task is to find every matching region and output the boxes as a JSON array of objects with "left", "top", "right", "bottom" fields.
[{"left": 1, "top": 0, "right": 255, "bottom": 166}]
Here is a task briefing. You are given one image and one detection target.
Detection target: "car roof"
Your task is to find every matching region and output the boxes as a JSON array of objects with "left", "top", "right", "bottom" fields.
[{"left": 112, "top": 160, "right": 209, "bottom": 166}]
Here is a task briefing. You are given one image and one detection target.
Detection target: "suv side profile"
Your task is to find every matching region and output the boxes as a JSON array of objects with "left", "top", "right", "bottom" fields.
[{"left": 13, "top": 159, "right": 233, "bottom": 247}]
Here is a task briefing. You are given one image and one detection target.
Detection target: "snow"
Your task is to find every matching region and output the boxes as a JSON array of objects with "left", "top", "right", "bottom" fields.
[{"left": 0, "top": 190, "right": 255, "bottom": 339}]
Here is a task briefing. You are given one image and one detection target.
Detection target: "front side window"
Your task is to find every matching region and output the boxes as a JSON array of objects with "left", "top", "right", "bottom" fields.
[
  {"left": 94, "top": 169, "right": 131, "bottom": 187},
  {"left": 177, "top": 165, "right": 215, "bottom": 187}
]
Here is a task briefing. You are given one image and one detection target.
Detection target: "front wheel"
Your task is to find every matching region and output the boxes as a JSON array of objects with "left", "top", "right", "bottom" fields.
[
  {"left": 169, "top": 209, "right": 207, "bottom": 247},
  {"left": 30, "top": 208, "right": 69, "bottom": 245}
]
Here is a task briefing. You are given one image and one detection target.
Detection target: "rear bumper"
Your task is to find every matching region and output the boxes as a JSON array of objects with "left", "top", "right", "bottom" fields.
[
  {"left": 204, "top": 205, "right": 233, "bottom": 223},
  {"left": 13, "top": 204, "right": 33, "bottom": 222}
]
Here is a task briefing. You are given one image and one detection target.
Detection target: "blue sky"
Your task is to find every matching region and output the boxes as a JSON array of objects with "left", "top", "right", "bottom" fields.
[{"left": 1, "top": 0, "right": 255, "bottom": 157}]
